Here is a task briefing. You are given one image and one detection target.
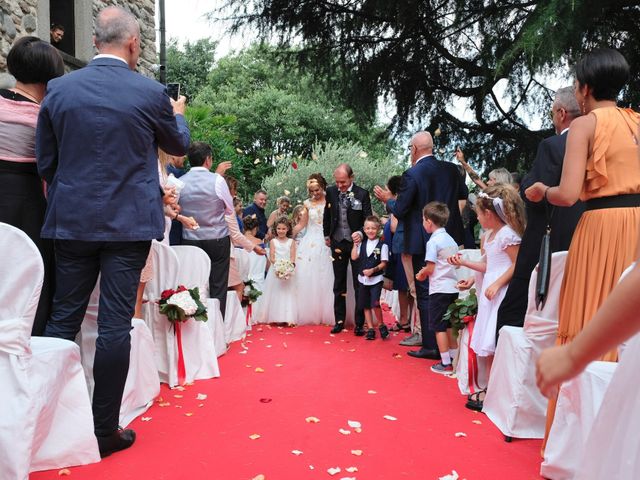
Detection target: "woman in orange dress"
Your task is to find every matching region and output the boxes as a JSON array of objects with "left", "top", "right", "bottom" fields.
[{"left": 526, "top": 48, "right": 640, "bottom": 448}]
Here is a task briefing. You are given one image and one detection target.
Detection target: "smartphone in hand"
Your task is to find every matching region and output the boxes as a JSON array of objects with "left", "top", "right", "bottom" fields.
[{"left": 167, "top": 83, "right": 180, "bottom": 101}]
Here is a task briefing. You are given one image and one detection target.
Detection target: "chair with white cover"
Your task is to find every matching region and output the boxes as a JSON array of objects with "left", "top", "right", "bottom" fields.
[
  {"left": 0, "top": 223, "right": 99, "bottom": 478},
  {"left": 540, "top": 361, "right": 617, "bottom": 480},
  {"left": 77, "top": 279, "right": 160, "bottom": 427},
  {"left": 172, "top": 245, "right": 226, "bottom": 356},
  {"left": 483, "top": 251, "right": 568, "bottom": 440},
  {"left": 225, "top": 291, "right": 247, "bottom": 343},
  {"left": 144, "top": 241, "right": 219, "bottom": 387},
  {"left": 540, "top": 262, "right": 635, "bottom": 479}
]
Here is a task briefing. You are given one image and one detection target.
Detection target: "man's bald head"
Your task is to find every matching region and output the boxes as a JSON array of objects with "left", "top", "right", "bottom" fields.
[
  {"left": 409, "top": 131, "right": 433, "bottom": 164},
  {"left": 334, "top": 163, "right": 354, "bottom": 192},
  {"left": 94, "top": 6, "right": 140, "bottom": 69}
]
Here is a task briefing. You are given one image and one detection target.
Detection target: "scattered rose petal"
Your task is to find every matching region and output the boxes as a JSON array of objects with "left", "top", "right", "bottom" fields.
[
  {"left": 174, "top": 405, "right": 182, "bottom": 409},
  {"left": 392, "top": 353, "right": 402, "bottom": 359},
  {"left": 327, "top": 467, "right": 341, "bottom": 476},
  {"left": 266, "top": 345, "right": 272, "bottom": 348},
  {"left": 339, "top": 428, "right": 351, "bottom": 435},
  {"left": 334, "top": 248, "right": 342, "bottom": 254},
  {"left": 185, "top": 413, "right": 194, "bottom": 417},
  {"left": 58, "top": 469, "right": 71, "bottom": 476},
  {"left": 141, "top": 416, "right": 152, "bottom": 422},
  {"left": 434, "top": 127, "right": 442, "bottom": 137},
  {"left": 472, "top": 420, "right": 482, "bottom": 425},
  {"left": 158, "top": 402, "right": 171, "bottom": 407},
  {"left": 173, "top": 386, "right": 186, "bottom": 391},
  {"left": 259, "top": 398, "right": 272, "bottom": 403},
  {"left": 439, "top": 470, "right": 459, "bottom": 480},
  {"left": 291, "top": 450, "right": 303, "bottom": 456},
  {"left": 255, "top": 367, "right": 265, "bottom": 373},
  {"left": 348, "top": 348, "right": 356, "bottom": 352},
  {"left": 368, "top": 390, "right": 377, "bottom": 394},
  {"left": 454, "top": 432, "right": 467, "bottom": 437},
  {"left": 252, "top": 475, "right": 265, "bottom": 480},
  {"left": 351, "top": 449, "right": 363, "bottom": 456},
  {"left": 309, "top": 465, "right": 314, "bottom": 470},
  {"left": 383, "top": 415, "right": 397, "bottom": 421},
  {"left": 254, "top": 158, "right": 261, "bottom": 164},
  {"left": 284, "top": 189, "right": 291, "bottom": 195},
  {"left": 196, "top": 393, "right": 207, "bottom": 400},
  {"left": 239, "top": 350, "right": 248, "bottom": 354},
  {"left": 346, "top": 466, "right": 358, "bottom": 473},
  {"left": 249, "top": 434, "right": 261, "bottom": 440},
  {"left": 283, "top": 342, "right": 288, "bottom": 348},
  {"left": 173, "top": 394, "right": 183, "bottom": 398},
  {"left": 340, "top": 477, "right": 356, "bottom": 480},
  {"left": 292, "top": 161, "right": 298, "bottom": 170},
  {"left": 198, "top": 403, "right": 204, "bottom": 407},
  {"left": 354, "top": 428, "right": 362, "bottom": 433},
  {"left": 305, "top": 416, "right": 320, "bottom": 423},
  {"left": 275, "top": 363, "right": 284, "bottom": 367},
  {"left": 347, "top": 420, "right": 361, "bottom": 429},
  {"left": 236, "top": 148, "right": 244, "bottom": 154},
  {"left": 359, "top": 151, "right": 368, "bottom": 158},
  {"left": 246, "top": 365, "right": 252, "bottom": 368},
  {"left": 324, "top": 341, "right": 331, "bottom": 344}
]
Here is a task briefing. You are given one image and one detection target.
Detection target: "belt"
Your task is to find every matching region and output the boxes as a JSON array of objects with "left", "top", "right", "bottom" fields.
[{"left": 585, "top": 193, "right": 640, "bottom": 211}]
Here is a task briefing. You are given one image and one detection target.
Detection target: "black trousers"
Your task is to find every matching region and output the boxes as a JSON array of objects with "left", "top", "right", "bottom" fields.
[
  {"left": 331, "top": 238, "right": 365, "bottom": 328},
  {"left": 183, "top": 236, "right": 230, "bottom": 317},
  {"left": 44, "top": 239, "right": 150, "bottom": 436},
  {"left": 412, "top": 254, "right": 437, "bottom": 350},
  {"left": 0, "top": 168, "right": 54, "bottom": 336},
  {"left": 495, "top": 273, "right": 530, "bottom": 342}
]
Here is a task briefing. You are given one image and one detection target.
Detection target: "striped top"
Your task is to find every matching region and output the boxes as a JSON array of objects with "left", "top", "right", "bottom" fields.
[{"left": 0, "top": 89, "right": 40, "bottom": 164}]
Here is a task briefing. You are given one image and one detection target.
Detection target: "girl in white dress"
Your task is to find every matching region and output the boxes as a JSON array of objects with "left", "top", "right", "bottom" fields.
[
  {"left": 449, "top": 184, "right": 525, "bottom": 408},
  {"left": 256, "top": 216, "right": 298, "bottom": 325},
  {"left": 294, "top": 174, "right": 335, "bottom": 325}
]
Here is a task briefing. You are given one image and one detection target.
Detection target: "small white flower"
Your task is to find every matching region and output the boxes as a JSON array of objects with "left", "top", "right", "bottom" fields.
[{"left": 167, "top": 290, "right": 198, "bottom": 316}]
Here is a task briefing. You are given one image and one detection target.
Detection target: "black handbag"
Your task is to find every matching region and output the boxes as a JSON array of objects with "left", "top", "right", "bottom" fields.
[{"left": 535, "top": 202, "right": 554, "bottom": 309}]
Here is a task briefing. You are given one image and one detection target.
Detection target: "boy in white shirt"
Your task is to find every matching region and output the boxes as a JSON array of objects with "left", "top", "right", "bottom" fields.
[
  {"left": 416, "top": 202, "right": 460, "bottom": 374},
  {"left": 352, "top": 216, "right": 389, "bottom": 340}
]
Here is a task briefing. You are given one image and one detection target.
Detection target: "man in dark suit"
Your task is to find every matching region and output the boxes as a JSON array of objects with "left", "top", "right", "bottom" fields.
[
  {"left": 323, "top": 163, "right": 372, "bottom": 334},
  {"left": 375, "top": 131, "right": 467, "bottom": 359},
  {"left": 496, "top": 87, "right": 584, "bottom": 337},
  {"left": 243, "top": 189, "right": 269, "bottom": 240},
  {"left": 36, "top": 6, "right": 190, "bottom": 457}
]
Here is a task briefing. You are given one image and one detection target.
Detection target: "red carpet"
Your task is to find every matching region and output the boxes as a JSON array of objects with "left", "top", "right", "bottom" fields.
[{"left": 31, "top": 323, "right": 543, "bottom": 480}]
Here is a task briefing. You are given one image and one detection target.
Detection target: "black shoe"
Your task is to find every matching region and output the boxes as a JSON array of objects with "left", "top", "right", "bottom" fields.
[
  {"left": 330, "top": 322, "right": 344, "bottom": 334},
  {"left": 97, "top": 428, "right": 136, "bottom": 458},
  {"left": 407, "top": 348, "right": 440, "bottom": 360},
  {"left": 354, "top": 325, "right": 365, "bottom": 336},
  {"left": 379, "top": 324, "right": 390, "bottom": 339},
  {"left": 365, "top": 328, "right": 376, "bottom": 340}
]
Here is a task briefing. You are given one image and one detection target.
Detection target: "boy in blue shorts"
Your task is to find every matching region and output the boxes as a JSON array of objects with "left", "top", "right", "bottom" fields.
[{"left": 416, "top": 202, "right": 460, "bottom": 374}]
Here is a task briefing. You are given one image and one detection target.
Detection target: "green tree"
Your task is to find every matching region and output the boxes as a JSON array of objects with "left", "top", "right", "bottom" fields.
[
  {"left": 217, "top": 0, "right": 640, "bottom": 174},
  {"left": 193, "top": 44, "right": 398, "bottom": 194},
  {"left": 165, "top": 38, "right": 217, "bottom": 100}
]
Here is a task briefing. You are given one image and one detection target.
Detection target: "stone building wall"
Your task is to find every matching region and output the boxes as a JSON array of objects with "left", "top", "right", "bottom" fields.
[{"left": 0, "top": 0, "right": 157, "bottom": 86}]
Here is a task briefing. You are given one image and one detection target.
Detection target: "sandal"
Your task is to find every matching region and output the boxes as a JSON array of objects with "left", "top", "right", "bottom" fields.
[
  {"left": 465, "top": 389, "right": 486, "bottom": 412},
  {"left": 389, "top": 321, "right": 411, "bottom": 333}
]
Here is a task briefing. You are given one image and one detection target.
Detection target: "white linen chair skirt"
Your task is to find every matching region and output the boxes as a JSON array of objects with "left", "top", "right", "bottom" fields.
[
  {"left": 541, "top": 361, "right": 617, "bottom": 480},
  {"left": 207, "top": 298, "right": 228, "bottom": 356},
  {"left": 225, "top": 291, "right": 247, "bottom": 343}
]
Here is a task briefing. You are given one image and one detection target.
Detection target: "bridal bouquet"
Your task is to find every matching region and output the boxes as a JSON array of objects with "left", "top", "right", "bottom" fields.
[
  {"left": 274, "top": 259, "right": 295, "bottom": 280},
  {"left": 242, "top": 279, "right": 263, "bottom": 307},
  {"left": 159, "top": 285, "right": 208, "bottom": 324}
]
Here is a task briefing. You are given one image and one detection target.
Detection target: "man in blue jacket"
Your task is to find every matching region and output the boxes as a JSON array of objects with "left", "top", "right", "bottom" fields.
[
  {"left": 375, "top": 131, "right": 466, "bottom": 359},
  {"left": 36, "top": 6, "right": 190, "bottom": 457}
]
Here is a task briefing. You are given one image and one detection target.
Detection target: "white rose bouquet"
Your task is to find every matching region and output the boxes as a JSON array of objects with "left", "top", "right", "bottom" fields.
[
  {"left": 159, "top": 285, "right": 208, "bottom": 325},
  {"left": 274, "top": 259, "right": 295, "bottom": 280}
]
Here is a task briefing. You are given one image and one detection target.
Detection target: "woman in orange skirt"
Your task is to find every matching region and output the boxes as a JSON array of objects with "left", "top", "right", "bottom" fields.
[{"left": 526, "top": 48, "right": 640, "bottom": 448}]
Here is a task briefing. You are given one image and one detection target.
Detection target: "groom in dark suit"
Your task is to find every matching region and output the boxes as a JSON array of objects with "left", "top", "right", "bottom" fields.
[
  {"left": 496, "top": 87, "right": 584, "bottom": 338},
  {"left": 324, "top": 163, "right": 372, "bottom": 334},
  {"left": 36, "top": 6, "right": 190, "bottom": 457}
]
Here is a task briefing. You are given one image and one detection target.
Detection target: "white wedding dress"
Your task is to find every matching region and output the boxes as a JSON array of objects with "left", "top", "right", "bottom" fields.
[{"left": 295, "top": 199, "right": 335, "bottom": 325}]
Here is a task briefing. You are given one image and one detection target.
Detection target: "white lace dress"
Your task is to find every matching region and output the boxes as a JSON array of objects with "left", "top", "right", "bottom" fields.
[
  {"left": 470, "top": 225, "right": 521, "bottom": 357},
  {"left": 256, "top": 238, "right": 297, "bottom": 325},
  {"left": 294, "top": 199, "right": 335, "bottom": 325}
]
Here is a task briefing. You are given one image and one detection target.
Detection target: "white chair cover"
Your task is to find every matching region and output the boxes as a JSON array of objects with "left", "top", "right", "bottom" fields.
[
  {"left": 0, "top": 223, "right": 99, "bottom": 478},
  {"left": 574, "top": 331, "right": 640, "bottom": 479},
  {"left": 380, "top": 289, "right": 400, "bottom": 322},
  {"left": 483, "top": 251, "right": 568, "bottom": 439},
  {"left": 206, "top": 298, "right": 228, "bottom": 356},
  {"left": 225, "top": 291, "right": 247, "bottom": 343},
  {"left": 345, "top": 263, "right": 357, "bottom": 329},
  {"left": 144, "top": 241, "right": 219, "bottom": 387},
  {"left": 541, "top": 361, "right": 617, "bottom": 480},
  {"left": 77, "top": 281, "right": 160, "bottom": 427}
]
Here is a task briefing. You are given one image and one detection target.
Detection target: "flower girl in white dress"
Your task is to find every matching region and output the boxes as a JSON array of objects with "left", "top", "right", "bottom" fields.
[
  {"left": 256, "top": 216, "right": 298, "bottom": 325},
  {"left": 294, "top": 174, "right": 335, "bottom": 325}
]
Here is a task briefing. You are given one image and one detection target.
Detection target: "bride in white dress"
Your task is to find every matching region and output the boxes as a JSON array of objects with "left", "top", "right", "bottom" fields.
[{"left": 294, "top": 174, "right": 335, "bottom": 325}]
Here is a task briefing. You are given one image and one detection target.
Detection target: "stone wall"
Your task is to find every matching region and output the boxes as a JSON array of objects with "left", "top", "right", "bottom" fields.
[{"left": 0, "top": 0, "right": 157, "bottom": 87}]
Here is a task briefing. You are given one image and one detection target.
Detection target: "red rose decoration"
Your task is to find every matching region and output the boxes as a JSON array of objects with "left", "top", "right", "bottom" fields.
[
  {"left": 160, "top": 289, "right": 175, "bottom": 300},
  {"left": 292, "top": 161, "right": 298, "bottom": 170},
  {"left": 176, "top": 285, "right": 188, "bottom": 293}
]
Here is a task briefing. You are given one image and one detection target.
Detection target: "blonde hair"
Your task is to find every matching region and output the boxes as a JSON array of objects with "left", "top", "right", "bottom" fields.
[
  {"left": 476, "top": 184, "right": 526, "bottom": 237},
  {"left": 488, "top": 168, "right": 513, "bottom": 184}
]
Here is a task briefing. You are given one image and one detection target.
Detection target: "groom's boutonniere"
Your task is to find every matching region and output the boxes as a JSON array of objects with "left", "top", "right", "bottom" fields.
[{"left": 373, "top": 247, "right": 381, "bottom": 258}]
